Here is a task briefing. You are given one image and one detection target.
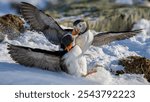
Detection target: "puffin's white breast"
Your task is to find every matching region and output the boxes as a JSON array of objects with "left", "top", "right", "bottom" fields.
[
  {"left": 62, "top": 45, "right": 87, "bottom": 76},
  {"left": 75, "top": 30, "right": 94, "bottom": 53}
]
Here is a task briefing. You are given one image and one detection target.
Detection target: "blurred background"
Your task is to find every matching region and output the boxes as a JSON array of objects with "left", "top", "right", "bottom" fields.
[
  {"left": 1, "top": 0, "right": 150, "bottom": 32},
  {"left": 0, "top": 0, "right": 150, "bottom": 15}
]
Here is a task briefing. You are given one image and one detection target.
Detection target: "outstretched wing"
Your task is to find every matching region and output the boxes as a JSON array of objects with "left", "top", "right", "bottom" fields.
[
  {"left": 7, "top": 44, "right": 67, "bottom": 71},
  {"left": 92, "top": 29, "right": 142, "bottom": 46},
  {"left": 20, "top": 2, "right": 65, "bottom": 45}
]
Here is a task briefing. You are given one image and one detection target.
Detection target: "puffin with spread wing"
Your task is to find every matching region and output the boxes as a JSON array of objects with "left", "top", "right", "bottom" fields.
[{"left": 8, "top": 2, "right": 141, "bottom": 76}]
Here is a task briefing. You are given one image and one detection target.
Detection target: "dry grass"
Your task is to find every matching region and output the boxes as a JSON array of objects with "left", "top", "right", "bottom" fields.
[{"left": 118, "top": 56, "right": 150, "bottom": 82}]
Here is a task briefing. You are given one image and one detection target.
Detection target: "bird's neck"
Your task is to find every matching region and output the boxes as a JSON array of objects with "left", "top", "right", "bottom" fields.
[{"left": 79, "top": 27, "right": 89, "bottom": 35}]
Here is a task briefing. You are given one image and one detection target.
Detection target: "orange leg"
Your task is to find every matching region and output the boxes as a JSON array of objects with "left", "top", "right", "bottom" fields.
[{"left": 83, "top": 68, "right": 97, "bottom": 77}]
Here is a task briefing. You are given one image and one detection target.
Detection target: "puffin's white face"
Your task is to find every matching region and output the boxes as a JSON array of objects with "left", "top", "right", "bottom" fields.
[
  {"left": 76, "top": 22, "right": 87, "bottom": 33},
  {"left": 72, "top": 21, "right": 88, "bottom": 36}
]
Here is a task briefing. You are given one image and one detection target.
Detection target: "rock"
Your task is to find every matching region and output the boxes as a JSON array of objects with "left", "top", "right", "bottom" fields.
[
  {"left": 0, "top": 32, "right": 4, "bottom": 42},
  {"left": 44, "top": 0, "right": 150, "bottom": 32},
  {"left": 118, "top": 56, "right": 150, "bottom": 82},
  {"left": 0, "top": 14, "right": 24, "bottom": 41},
  {"left": 57, "top": 6, "right": 150, "bottom": 32},
  {"left": 45, "top": 0, "right": 115, "bottom": 18},
  {"left": 10, "top": 1, "right": 150, "bottom": 33},
  {"left": 1, "top": 14, "right": 24, "bottom": 32},
  {"left": 11, "top": 0, "right": 150, "bottom": 32},
  {"left": 88, "top": 7, "right": 150, "bottom": 32}
]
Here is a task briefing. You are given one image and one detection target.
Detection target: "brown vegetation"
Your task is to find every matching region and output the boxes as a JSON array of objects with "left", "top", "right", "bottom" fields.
[{"left": 118, "top": 56, "right": 150, "bottom": 82}]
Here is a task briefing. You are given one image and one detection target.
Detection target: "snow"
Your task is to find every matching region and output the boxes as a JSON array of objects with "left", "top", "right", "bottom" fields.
[
  {"left": 0, "top": 18, "right": 150, "bottom": 84},
  {"left": 7, "top": 31, "right": 59, "bottom": 51},
  {"left": 0, "top": 2, "right": 16, "bottom": 16},
  {"left": 116, "top": 0, "right": 133, "bottom": 5},
  {"left": 115, "top": 0, "right": 146, "bottom": 5}
]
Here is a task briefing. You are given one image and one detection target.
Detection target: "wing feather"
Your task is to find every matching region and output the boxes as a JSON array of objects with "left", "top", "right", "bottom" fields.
[
  {"left": 92, "top": 29, "right": 142, "bottom": 46},
  {"left": 20, "top": 2, "right": 65, "bottom": 45},
  {"left": 7, "top": 44, "right": 67, "bottom": 71}
]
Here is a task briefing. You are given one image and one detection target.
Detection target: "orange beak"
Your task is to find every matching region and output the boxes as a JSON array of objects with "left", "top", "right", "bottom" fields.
[
  {"left": 65, "top": 43, "right": 73, "bottom": 52},
  {"left": 72, "top": 28, "right": 80, "bottom": 36}
]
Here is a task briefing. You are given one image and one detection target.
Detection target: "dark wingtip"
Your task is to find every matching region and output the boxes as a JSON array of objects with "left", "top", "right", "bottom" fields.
[
  {"left": 131, "top": 29, "right": 143, "bottom": 33},
  {"left": 21, "top": 2, "right": 31, "bottom": 5},
  {"left": 20, "top": 2, "right": 36, "bottom": 8},
  {"left": 21, "top": 2, "right": 27, "bottom": 4},
  {"left": 20, "top": 2, "right": 30, "bottom": 7},
  {"left": 7, "top": 44, "right": 13, "bottom": 57},
  {"left": 7, "top": 44, "right": 11, "bottom": 50}
]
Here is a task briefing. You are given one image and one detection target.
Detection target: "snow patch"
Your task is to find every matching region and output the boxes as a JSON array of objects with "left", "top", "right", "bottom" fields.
[
  {"left": 116, "top": 0, "right": 133, "bottom": 5},
  {"left": 8, "top": 30, "right": 59, "bottom": 51}
]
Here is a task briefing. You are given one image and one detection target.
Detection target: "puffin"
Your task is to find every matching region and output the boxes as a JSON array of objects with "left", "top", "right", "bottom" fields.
[
  {"left": 19, "top": 2, "right": 141, "bottom": 52},
  {"left": 7, "top": 2, "right": 142, "bottom": 77}
]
